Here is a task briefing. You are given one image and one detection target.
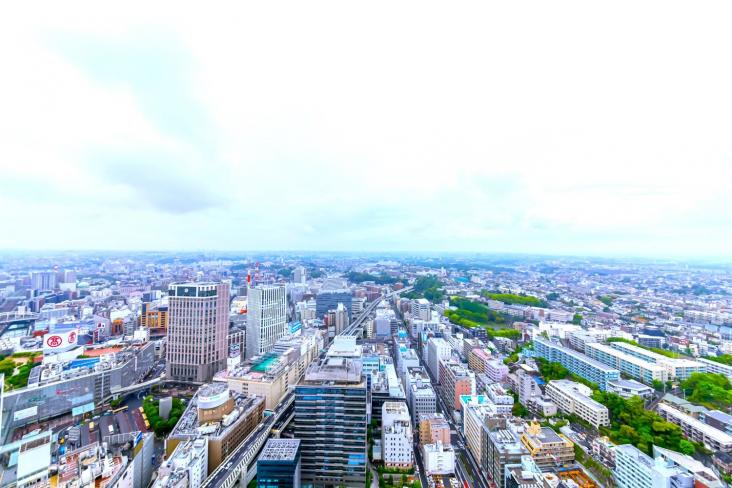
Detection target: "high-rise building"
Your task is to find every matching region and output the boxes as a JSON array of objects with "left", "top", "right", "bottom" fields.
[
  {"left": 438, "top": 359, "right": 475, "bottom": 415},
  {"left": 257, "top": 439, "right": 302, "bottom": 488},
  {"left": 166, "top": 282, "right": 230, "bottom": 383},
  {"left": 482, "top": 419, "right": 529, "bottom": 488},
  {"left": 293, "top": 266, "right": 307, "bottom": 284},
  {"left": 246, "top": 284, "right": 287, "bottom": 359},
  {"left": 294, "top": 338, "right": 367, "bottom": 487},
  {"left": 315, "top": 289, "right": 352, "bottom": 318},
  {"left": 30, "top": 271, "right": 56, "bottom": 292},
  {"left": 426, "top": 338, "right": 452, "bottom": 382},
  {"left": 410, "top": 299, "right": 431, "bottom": 321}
]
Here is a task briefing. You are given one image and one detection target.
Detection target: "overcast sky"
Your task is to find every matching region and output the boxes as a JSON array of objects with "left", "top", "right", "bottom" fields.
[{"left": 1, "top": 2, "right": 731, "bottom": 257}]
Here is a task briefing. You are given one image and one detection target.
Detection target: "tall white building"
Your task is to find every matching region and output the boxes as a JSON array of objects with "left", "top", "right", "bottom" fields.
[
  {"left": 382, "top": 402, "right": 413, "bottom": 469},
  {"left": 411, "top": 299, "right": 431, "bottom": 321},
  {"left": 426, "top": 338, "right": 452, "bottom": 382},
  {"left": 246, "top": 284, "right": 287, "bottom": 358},
  {"left": 30, "top": 271, "right": 56, "bottom": 292},
  {"left": 615, "top": 444, "right": 723, "bottom": 488},
  {"left": 293, "top": 266, "right": 307, "bottom": 284}
]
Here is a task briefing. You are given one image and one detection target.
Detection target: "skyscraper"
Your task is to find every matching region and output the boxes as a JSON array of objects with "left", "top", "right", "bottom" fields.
[
  {"left": 30, "top": 271, "right": 56, "bottom": 292},
  {"left": 246, "top": 284, "right": 287, "bottom": 359},
  {"left": 166, "top": 282, "right": 230, "bottom": 383},
  {"left": 294, "top": 337, "right": 367, "bottom": 486}
]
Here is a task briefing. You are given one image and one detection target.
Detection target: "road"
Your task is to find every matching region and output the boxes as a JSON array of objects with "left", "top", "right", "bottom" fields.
[{"left": 203, "top": 392, "right": 294, "bottom": 488}]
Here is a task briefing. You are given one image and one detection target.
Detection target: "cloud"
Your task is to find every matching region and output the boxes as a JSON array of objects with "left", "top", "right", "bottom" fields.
[{"left": 0, "top": 2, "right": 731, "bottom": 257}]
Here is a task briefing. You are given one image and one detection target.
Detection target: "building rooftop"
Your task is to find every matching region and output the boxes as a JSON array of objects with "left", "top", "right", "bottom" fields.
[{"left": 260, "top": 439, "right": 301, "bottom": 462}]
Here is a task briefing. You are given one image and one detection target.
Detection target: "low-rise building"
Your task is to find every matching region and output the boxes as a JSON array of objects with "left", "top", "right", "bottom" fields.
[
  {"left": 519, "top": 422, "right": 574, "bottom": 469},
  {"left": 382, "top": 402, "right": 413, "bottom": 469},
  {"left": 167, "top": 383, "right": 266, "bottom": 474},
  {"left": 422, "top": 441, "right": 455, "bottom": 476},
  {"left": 607, "top": 379, "right": 654, "bottom": 399}
]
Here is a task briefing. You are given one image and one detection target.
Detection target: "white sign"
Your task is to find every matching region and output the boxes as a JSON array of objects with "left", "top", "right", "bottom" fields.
[
  {"left": 13, "top": 406, "right": 38, "bottom": 422},
  {"left": 43, "top": 329, "right": 78, "bottom": 351}
]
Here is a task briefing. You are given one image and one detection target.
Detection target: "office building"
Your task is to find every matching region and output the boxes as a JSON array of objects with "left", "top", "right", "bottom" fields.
[
  {"left": 422, "top": 442, "right": 455, "bottom": 476},
  {"left": 246, "top": 284, "right": 287, "bottom": 359},
  {"left": 461, "top": 395, "right": 497, "bottom": 464},
  {"left": 418, "top": 413, "right": 451, "bottom": 446},
  {"left": 294, "top": 342, "right": 367, "bottom": 487},
  {"left": 154, "top": 438, "right": 209, "bottom": 488},
  {"left": 167, "top": 383, "right": 266, "bottom": 473},
  {"left": 407, "top": 368, "right": 437, "bottom": 424},
  {"left": 166, "top": 282, "right": 230, "bottom": 383},
  {"left": 426, "top": 338, "right": 452, "bottom": 382},
  {"left": 439, "top": 359, "right": 476, "bottom": 415},
  {"left": 371, "top": 363, "right": 407, "bottom": 424},
  {"left": 257, "top": 439, "right": 302, "bottom": 488},
  {"left": 30, "top": 271, "right": 56, "bottom": 292},
  {"left": 482, "top": 419, "right": 530, "bottom": 488},
  {"left": 410, "top": 298, "right": 431, "bottom": 321},
  {"left": 534, "top": 337, "right": 620, "bottom": 390},
  {"left": 520, "top": 422, "right": 574, "bottom": 469},
  {"left": 293, "top": 266, "right": 307, "bottom": 284},
  {"left": 382, "top": 402, "right": 413, "bottom": 469},
  {"left": 315, "top": 289, "right": 352, "bottom": 318},
  {"left": 546, "top": 380, "right": 610, "bottom": 428},
  {"left": 141, "top": 302, "right": 168, "bottom": 337}
]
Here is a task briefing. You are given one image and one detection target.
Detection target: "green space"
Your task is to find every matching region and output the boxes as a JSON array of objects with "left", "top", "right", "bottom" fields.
[
  {"left": 704, "top": 354, "right": 732, "bottom": 366},
  {"left": 597, "top": 295, "right": 614, "bottom": 306},
  {"left": 402, "top": 276, "right": 444, "bottom": 302},
  {"left": 143, "top": 395, "right": 186, "bottom": 436},
  {"left": 572, "top": 313, "right": 583, "bottom": 325},
  {"left": 592, "top": 390, "right": 696, "bottom": 456},
  {"left": 347, "top": 271, "right": 400, "bottom": 285},
  {"left": 0, "top": 352, "right": 41, "bottom": 391},
  {"left": 480, "top": 291, "right": 547, "bottom": 308},
  {"left": 504, "top": 342, "right": 532, "bottom": 364},
  {"left": 444, "top": 297, "right": 521, "bottom": 339},
  {"left": 606, "top": 337, "right": 685, "bottom": 359},
  {"left": 680, "top": 373, "right": 732, "bottom": 410},
  {"left": 546, "top": 292, "right": 560, "bottom": 301}
]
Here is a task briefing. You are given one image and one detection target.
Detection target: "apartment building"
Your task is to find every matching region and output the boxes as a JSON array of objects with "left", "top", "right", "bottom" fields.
[
  {"left": 418, "top": 413, "right": 451, "bottom": 446},
  {"left": 545, "top": 379, "right": 610, "bottom": 428},
  {"left": 439, "top": 359, "right": 476, "bottom": 415},
  {"left": 657, "top": 403, "right": 732, "bottom": 453},
  {"left": 585, "top": 342, "right": 668, "bottom": 384},
  {"left": 608, "top": 342, "right": 706, "bottom": 381},
  {"left": 382, "top": 402, "right": 413, "bottom": 469},
  {"left": 534, "top": 337, "right": 620, "bottom": 390},
  {"left": 485, "top": 382, "right": 514, "bottom": 416}
]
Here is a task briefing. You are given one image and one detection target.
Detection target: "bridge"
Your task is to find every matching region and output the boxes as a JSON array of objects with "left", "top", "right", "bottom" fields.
[
  {"left": 339, "top": 286, "right": 413, "bottom": 337},
  {"left": 202, "top": 392, "right": 295, "bottom": 488},
  {"left": 109, "top": 374, "right": 166, "bottom": 397}
]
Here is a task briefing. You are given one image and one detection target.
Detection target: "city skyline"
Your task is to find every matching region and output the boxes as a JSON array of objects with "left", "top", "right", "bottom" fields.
[{"left": 1, "top": 3, "right": 731, "bottom": 258}]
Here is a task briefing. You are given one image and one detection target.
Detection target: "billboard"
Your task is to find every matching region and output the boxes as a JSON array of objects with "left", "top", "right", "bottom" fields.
[
  {"left": 13, "top": 406, "right": 38, "bottom": 422},
  {"left": 43, "top": 329, "right": 78, "bottom": 352}
]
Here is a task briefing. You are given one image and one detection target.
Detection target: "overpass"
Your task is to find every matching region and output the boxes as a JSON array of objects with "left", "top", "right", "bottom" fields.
[
  {"left": 109, "top": 374, "right": 166, "bottom": 397},
  {"left": 202, "top": 392, "right": 295, "bottom": 488},
  {"left": 339, "top": 286, "right": 413, "bottom": 337}
]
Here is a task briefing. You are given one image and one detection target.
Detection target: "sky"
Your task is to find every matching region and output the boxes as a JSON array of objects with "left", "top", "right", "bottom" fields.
[{"left": 1, "top": 2, "right": 731, "bottom": 258}]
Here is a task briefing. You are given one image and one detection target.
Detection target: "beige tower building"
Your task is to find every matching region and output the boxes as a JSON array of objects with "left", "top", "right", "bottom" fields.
[{"left": 166, "top": 282, "right": 230, "bottom": 383}]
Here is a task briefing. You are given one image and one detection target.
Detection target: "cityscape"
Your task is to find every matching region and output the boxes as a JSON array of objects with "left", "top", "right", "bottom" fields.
[
  {"left": 0, "top": 253, "right": 731, "bottom": 488},
  {"left": 3, "top": 2, "right": 732, "bottom": 488}
]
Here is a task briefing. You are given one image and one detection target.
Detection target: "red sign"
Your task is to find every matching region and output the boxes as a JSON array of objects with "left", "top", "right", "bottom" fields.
[{"left": 46, "top": 335, "right": 63, "bottom": 348}]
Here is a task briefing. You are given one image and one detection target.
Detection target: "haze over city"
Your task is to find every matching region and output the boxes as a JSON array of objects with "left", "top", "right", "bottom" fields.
[{"left": 2, "top": 2, "right": 732, "bottom": 257}]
